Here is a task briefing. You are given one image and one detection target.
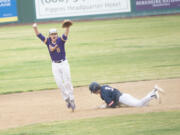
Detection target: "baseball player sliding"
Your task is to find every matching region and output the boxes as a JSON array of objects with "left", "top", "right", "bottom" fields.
[
  {"left": 89, "top": 82, "right": 164, "bottom": 109},
  {"left": 32, "top": 20, "right": 75, "bottom": 112}
]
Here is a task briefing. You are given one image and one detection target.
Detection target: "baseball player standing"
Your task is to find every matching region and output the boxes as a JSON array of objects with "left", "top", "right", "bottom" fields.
[
  {"left": 89, "top": 82, "right": 164, "bottom": 108},
  {"left": 32, "top": 20, "right": 75, "bottom": 111}
]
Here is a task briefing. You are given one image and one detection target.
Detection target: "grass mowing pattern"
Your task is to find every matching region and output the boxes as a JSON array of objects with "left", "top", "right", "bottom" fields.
[
  {"left": 0, "top": 111, "right": 179, "bottom": 135},
  {"left": 0, "top": 15, "right": 180, "bottom": 93}
]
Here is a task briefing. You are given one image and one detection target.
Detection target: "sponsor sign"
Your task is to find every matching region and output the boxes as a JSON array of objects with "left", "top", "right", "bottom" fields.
[
  {"left": 136, "top": 0, "right": 180, "bottom": 10},
  {"left": 0, "top": 0, "right": 18, "bottom": 23},
  {"left": 35, "top": 0, "right": 131, "bottom": 19}
]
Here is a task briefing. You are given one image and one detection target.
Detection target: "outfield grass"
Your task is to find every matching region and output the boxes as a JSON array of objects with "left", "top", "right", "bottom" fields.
[
  {"left": 0, "top": 15, "right": 180, "bottom": 94},
  {"left": 0, "top": 111, "right": 179, "bottom": 135}
]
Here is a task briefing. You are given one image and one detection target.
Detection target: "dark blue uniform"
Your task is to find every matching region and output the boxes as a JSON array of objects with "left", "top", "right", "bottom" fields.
[{"left": 100, "top": 85, "right": 122, "bottom": 108}]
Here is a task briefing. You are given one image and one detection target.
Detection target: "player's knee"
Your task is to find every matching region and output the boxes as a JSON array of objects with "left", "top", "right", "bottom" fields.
[{"left": 65, "top": 82, "right": 73, "bottom": 88}]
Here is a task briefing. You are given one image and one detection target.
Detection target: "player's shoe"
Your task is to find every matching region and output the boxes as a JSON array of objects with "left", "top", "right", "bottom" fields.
[
  {"left": 151, "top": 85, "right": 165, "bottom": 103},
  {"left": 153, "top": 90, "right": 160, "bottom": 100},
  {"left": 70, "top": 100, "right": 76, "bottom": 112},
  {"left": 65, "top": 98, "right": 71, "bottom": 109},
  {"left": 67, "top": 102, "right": 71, "bottom": 108},
  {"left": 154, "top": 84, "right": 164, "bottom": 92}
]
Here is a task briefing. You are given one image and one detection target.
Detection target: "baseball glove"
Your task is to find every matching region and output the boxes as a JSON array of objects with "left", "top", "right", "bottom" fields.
[{"left": 62, "top": 20, "right": 73, "bottom": 28}]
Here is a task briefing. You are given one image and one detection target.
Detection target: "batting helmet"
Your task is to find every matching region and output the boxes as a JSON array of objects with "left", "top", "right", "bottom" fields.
[{"left": 89, "top": 82, "right": 101, "bottom": 93}]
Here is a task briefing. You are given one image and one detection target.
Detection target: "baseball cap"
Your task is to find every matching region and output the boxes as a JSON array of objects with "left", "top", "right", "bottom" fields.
[{"left": 49, "top": 28, "right": 57, "bottom": 34}]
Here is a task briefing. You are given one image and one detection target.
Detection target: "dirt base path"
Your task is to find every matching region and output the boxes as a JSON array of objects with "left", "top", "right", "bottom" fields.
[{"left": 0, "top": 79, "right": 180, "bottom": 130}]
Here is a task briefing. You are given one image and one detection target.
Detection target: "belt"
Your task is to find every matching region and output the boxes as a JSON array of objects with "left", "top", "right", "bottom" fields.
[{"left": 53, "top": 59, "right": 65, "bottom": 63}]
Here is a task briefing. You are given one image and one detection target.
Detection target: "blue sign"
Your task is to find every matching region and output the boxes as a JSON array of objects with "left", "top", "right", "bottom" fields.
[{"left": 0, "top": 0, "right": 18, "bottom": 23}]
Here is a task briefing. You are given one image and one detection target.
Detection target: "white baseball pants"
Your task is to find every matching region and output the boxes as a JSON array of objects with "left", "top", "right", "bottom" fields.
[
  {"left": 52, "top": 60, "right": 74, "bottom": 101},
  {"left": 119, "top": 91, "right": 154, "bottom": 107}
]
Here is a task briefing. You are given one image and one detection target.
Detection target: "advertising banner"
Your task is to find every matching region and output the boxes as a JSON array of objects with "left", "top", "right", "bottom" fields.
[
  {"left": 136, "top": 0, "right": 180, "bottom": 10},
  {"left": 0, "top": 0, "right": 18, "bottom": 23},
  {"left": 35, "top": 0, "right": 131, "bottom": 19}
]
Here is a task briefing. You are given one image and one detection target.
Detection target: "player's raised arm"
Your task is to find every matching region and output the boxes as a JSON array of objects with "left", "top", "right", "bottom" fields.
[
  {"left": 64, "top": 27, "right": 70, "bottom": 37},
  {"left": 32, "top": 23, "right": 40, "bottom": 36},
  {"left": 61, "top": 20, "right": 73, "bottom": 41},
  {"left": 32, "top": 23, "right": 47, "bottom": 44}
]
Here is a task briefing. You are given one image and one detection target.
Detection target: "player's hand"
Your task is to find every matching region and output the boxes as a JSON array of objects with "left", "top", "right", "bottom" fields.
[
  {"left": 32, "top": 23, "right": 40, "bottom": 36},
  {"left": 32, "top": 23, "right": 37, "bottom": 28},
  {"left": 97, "top": 104, "right": 107, "bottom": 109}
]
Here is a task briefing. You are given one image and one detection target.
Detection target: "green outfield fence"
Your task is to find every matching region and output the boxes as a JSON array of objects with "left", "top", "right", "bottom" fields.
[{"left": 1, "top": 0, "right": 180, "bottom": 24}]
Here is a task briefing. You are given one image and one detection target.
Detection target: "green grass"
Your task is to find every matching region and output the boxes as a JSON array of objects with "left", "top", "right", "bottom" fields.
[
  {"left": 0, "top": 15, "right": 180, "bottom": 93},
  {"left": 0, "top": 111, "right": 180, "bottom": 135}
]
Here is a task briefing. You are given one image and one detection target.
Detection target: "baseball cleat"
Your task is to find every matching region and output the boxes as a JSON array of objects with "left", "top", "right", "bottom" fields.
[
  {"left": 65, "top": 98, "right": 71, "bottom": 109},
  {"left": 70, "top": 100, "right": 76, "bottom": 112},
  {"left": 67, "top": 102, "right": 71, "bottom": 108},
  {"left": 154, "top": 84, "right": 165, "bottom": 94},
  {"left": 151, "top": 85, "right": 165, "bottom": 103},
  {"left": 154, "top": 91, "right": 160, "bottom": 100}
]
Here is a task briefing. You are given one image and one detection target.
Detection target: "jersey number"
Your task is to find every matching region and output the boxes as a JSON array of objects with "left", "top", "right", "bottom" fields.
[
  {"left": 56, "top": 47, "right": 60, "bottom": 53},
  {"left": 105, "top": 87, "right": 114, "bottom": 91}
]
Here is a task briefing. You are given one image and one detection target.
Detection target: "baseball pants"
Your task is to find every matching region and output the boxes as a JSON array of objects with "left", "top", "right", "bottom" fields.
[
  {"left": 119, "top": 91, "right": 154, "bottom": 107},
  {"left": 52, "top": 60, "right": 74, "bottom": 101}
]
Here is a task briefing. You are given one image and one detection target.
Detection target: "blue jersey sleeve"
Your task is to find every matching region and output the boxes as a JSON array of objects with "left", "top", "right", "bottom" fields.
[
  {"left": 61, "top": 34, "right": 68, "bottom": 42},
  {"left": 37, "top": 33, "right": 48, "bottom": 44},
  {"left": 103, "top": 94, "right": 113, "bottom": 105},
  {"left": 104, "top": 92, "right": 117, "bottom": 108},
  {"left": 101, "top": 87, "right": 114, "bottom": 107},
  {"left": 101, "top": 85, "right": 121, "bottom": 108}
]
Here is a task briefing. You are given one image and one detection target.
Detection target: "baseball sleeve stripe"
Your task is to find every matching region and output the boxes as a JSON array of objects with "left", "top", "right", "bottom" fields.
[{"left": 108, "top": 101, "right": 114, "bottom": 106}]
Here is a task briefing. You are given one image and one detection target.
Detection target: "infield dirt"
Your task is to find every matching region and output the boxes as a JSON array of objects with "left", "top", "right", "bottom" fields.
[{"left": 0, "top": 78, "right": 179, "bottom": 130}]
